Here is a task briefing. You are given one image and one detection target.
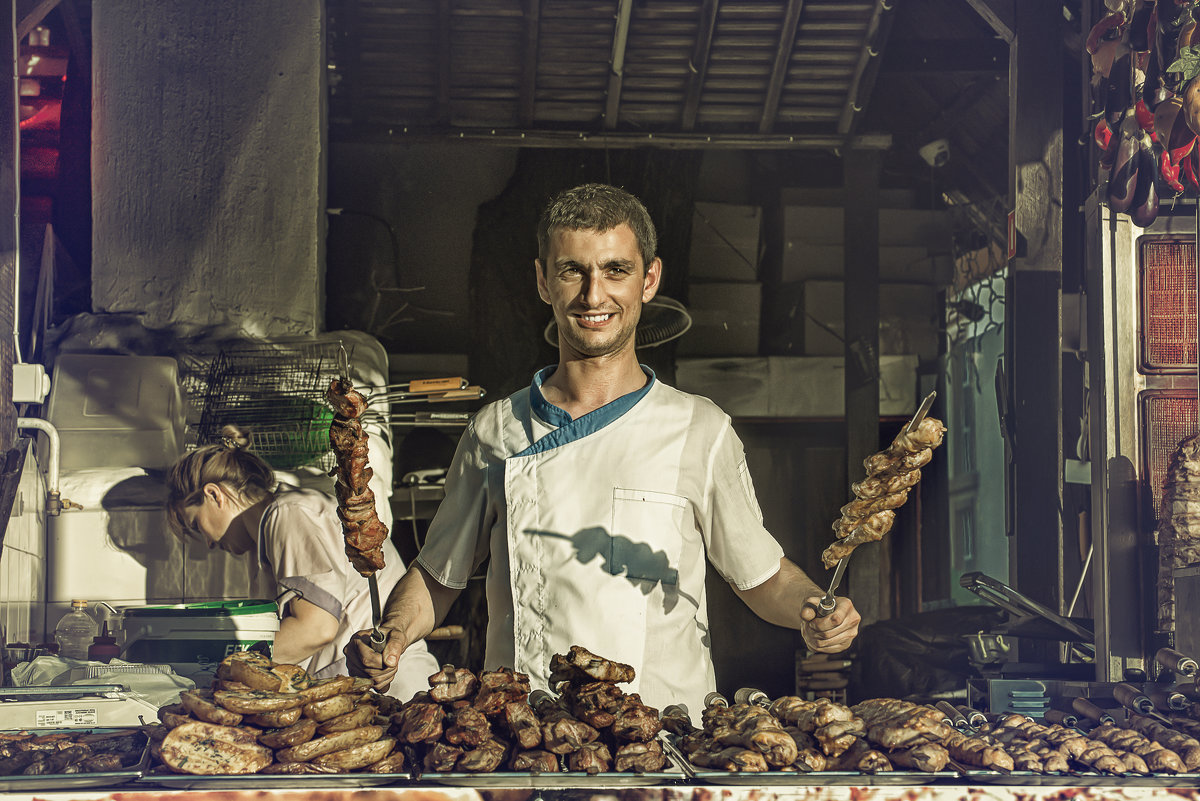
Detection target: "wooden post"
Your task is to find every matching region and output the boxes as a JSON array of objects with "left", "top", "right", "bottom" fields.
[{"left": 844, "top": 147, "right": 885, "bottom": 625}]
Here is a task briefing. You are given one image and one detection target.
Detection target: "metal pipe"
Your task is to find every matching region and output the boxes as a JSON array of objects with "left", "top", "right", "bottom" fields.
[{"left": 16, "top": 417, "right": 61, "bottom": 515}]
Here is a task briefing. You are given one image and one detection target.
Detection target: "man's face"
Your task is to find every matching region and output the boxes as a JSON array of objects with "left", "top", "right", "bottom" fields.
[{"left": 536, "top": 224, "right": 661, "bottom": 360}]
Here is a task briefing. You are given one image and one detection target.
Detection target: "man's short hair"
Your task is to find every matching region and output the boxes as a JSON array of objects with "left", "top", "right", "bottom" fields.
[{"left": 537, "top": 183, "right": 658, "bottom": 269}]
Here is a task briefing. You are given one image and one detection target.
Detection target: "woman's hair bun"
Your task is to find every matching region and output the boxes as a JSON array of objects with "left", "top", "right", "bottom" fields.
[{"left": 219, "top": 424, "right": 252, "bottom": 450}]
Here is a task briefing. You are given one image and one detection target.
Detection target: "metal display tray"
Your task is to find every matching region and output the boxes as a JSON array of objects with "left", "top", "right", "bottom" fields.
[
  {"left": 961, "top": 770, "right": 1200, "bottom": 787},
  {"left": 139, "top": 771, "right": 413, "bottom": 790},
  {"left": 0, "top": 727, "right": 148, "bottom": 792},
  {"left": 419, "top": 770, "right": 684, "bottom": 788},
  {"left": 690, "top": 770, "right": 941, "bottom": 786}
]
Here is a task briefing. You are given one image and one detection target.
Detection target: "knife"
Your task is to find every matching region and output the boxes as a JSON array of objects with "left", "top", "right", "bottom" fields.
[
  {"left": 338, "top": 344, "right": 389, "bottom": 655},
  {"left": 817, "top": 390, "right": 937, "bottom": 617}
]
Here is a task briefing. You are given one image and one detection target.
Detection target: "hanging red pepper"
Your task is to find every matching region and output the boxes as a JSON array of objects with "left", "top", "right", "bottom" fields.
[
  {"left": 1086, "top": 11, "right": 1126, "bottom": 55},
  {"left": 1136, "top": 100, "right": 1157, "bottom": 138},
  {"left": 1161, "top": 148, "right": 1185, "bottom": 194},
  {"left": 1095, "top": 118, "right": 1113, "bottom": 150}
]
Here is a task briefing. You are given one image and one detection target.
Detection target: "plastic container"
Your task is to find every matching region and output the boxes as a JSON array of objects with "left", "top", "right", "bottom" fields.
[
  {"left": 54, "top": 600, "right": 98, "bottom": 660},
  {"left": 121, "top": 600, "right": 279, "bottom": 682},
  {"left": 87, "top": 622, "right": 120, "bottom": 663}
]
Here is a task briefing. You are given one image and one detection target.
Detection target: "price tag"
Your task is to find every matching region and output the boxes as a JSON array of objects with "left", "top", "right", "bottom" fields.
[{"left": 35, "top": 707, "right": 97, "bottom": 727}]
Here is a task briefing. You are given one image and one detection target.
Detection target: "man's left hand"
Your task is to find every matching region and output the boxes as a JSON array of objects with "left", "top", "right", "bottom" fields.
[{"left": 799, "top": 596, "right": 860, "bottom": 652}]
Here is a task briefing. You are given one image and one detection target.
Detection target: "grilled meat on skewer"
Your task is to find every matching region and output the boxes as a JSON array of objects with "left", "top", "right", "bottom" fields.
[{"left": 326, "top": 377, "right": 388, "bottom": 576}]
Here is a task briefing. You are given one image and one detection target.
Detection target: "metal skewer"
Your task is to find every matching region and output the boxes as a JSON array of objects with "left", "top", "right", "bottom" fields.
[
  {"left": 817, "top": 390, "right": 937, "bottom": 617},
  {"left": 338, "top": 343, "right": 389, "bottom": 655}
]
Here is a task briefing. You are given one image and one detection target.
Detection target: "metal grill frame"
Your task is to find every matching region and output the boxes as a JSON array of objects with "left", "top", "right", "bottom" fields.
[
  {"left": 1139, "top": 234, "right": 1198, "bottom": 374},
  {"left": 1139, "top": 389, "right": 1198, "bottom": 530}
]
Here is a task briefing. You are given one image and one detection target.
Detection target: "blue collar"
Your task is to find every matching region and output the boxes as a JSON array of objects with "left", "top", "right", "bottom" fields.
[{"left": 515, "top": 364, "right": 655, "bottom": 457}]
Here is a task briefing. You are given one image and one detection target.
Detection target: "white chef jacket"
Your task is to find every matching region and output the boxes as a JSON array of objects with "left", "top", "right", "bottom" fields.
[
  {"left": 416, "top": 366, "right": 785, "bottom": 715},
  {"left": 258, "top": 484, "right": 440, "bottom": 701}
]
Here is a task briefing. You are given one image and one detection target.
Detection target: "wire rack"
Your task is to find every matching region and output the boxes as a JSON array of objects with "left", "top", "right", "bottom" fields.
[{"left": 191, "top": 342, "right": 345, "bottom": 471}]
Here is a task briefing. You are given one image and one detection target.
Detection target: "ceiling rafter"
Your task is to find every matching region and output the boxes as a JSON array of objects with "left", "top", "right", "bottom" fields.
[
  {"left": 838, "top": 0, "right": 895, "bottom": 137},
  {"left": 17, "top": 0, "right": 61, "bottom": 41},
  {"left": 519, "top": 0, "right": 541, "bottom": 126},
  {"left": 681, "top": 0, "right": 720, "bottom": 132},
  {"left": 603, "top": 0, "right": 635, "bottom": 131},
  {"left": 758, "top": 0, "right": 806, "bottom": 134}
]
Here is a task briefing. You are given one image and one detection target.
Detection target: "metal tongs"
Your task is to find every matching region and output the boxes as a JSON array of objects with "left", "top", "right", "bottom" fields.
[
  {"left": 816, "top": 390, "right": 937, "bottom": 617},
  {"left": 337, "top": 344, "right": 389, "bottom": 655}
]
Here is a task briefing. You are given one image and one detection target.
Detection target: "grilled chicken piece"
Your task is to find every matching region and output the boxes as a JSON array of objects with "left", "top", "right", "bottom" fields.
[
  {"left": 830, "top": 738, "right": 892, "bottom": 772},
  {"left": 783, "top": 728, "right": 828, "bottom": 771},
  {"left": 501, "top": 701, "right": 543, "bottom": 750},
  {"left": 540, "top": 708, "right": 600, "bottom": 754},
  {"left": 394, "top": 701, "right": 445, "bottom": 744},
  {"left": 510, "top": 749, "right": 560, "bottom": 772},
  {"left": 568, "top": 740, "right": 613, "bottom": 773},
  {"left": 428, "top": 665, "right": 479, "bottom": 704},
  {"left": 549, "top": 645, "right": 636, "bottom": 685},
  {"left": 473, "top": 668, "right": 532, "bottom": 715},
  {"left": 444, "top": 706, "right": 492, "bottom": 748},
  {"left": 611, "top": 695, "right": 663, "bottom": 743},
  {"left": 423, "top": 742, "right": 463, "bottom": 773},
  {"left": 456, "top": 737, "right": 507, "bottom": 773},
  {"left": 565, "top": 680, "right": 626, "bottom": 729},
  {"left": 689, "top": 745, "right": 768, "bottom": 772},
  {"left": 614, "top": 739, "right": 665, "bottom": 772},
  {"left": 888, "top": 742, "right": 949, "bottom": 772}
]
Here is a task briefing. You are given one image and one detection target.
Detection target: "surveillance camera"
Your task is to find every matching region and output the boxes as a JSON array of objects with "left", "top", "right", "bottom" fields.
[{"left": 918, "top": 139, "right": 950, "bottom": 168}]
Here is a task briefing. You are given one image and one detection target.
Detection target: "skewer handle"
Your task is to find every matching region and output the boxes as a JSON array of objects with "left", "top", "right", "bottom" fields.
[{"left": 409, "top": 377, "right": 466, "bottom": 393}]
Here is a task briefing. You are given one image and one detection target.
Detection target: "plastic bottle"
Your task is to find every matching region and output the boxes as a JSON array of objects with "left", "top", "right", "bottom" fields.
[
  {"left": 87, "top": 621, "right": 120, "bottom": 663},
  {"left": 54, "top": 600, "right": 98, "bottom": 660}
]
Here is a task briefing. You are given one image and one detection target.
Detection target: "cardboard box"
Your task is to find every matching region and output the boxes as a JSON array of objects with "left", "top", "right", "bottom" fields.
[
  {"left": 689, "top": 202, "right": 762, "bottom": 281},
  {"left": 677, "top": 281, "right": 761, "bottom": 357},
  {"left": 675, "top": 355, "right": 919, "bottom": 418},
  {"left": 803, "top": 280, "right": 939, "bottom": 361},
  {"left": 675, "top": 357, "right": 770, "bottom": 417},
  {"left": 781, "top": 205, "right": 953, "bottom": 283}
]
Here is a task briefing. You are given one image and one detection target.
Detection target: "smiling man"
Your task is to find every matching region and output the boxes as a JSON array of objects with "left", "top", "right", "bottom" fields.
[{"left": 348, "top": 183, "right": 859, "bottom": 715}]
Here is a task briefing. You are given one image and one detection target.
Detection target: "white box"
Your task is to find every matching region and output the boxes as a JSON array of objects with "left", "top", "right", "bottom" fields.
[
  {"left": 46, "top": 355, "right": 184, "bottom": 470},
  {"left": 677, "top": 282, "right": 762, "bottom": 357},
  {"left": 803, "top": 280, "right": 940, "bottom": 360},
  {"left": 675, "top": 358, "right": 770, "bottom": 417},
  {"left": 768, "top": 355, "right": 919, "bottom": 417},
  {"left": 690, "top": 202, "right": 762, "bottom": 281},
  {"left": 675, "top": 355, "right": 918, "bottom": 418}
]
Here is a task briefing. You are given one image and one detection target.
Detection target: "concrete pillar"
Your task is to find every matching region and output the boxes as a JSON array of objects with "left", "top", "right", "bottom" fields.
[{"left": 92, "top": 0, "right": 324, "bottom": 336}]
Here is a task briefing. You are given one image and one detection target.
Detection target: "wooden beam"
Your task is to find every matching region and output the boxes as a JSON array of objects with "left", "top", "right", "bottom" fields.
[
  {"left": 58, "top": 0, "right": 87, "bottom": 85},
  {"left": 838, "top": 0, "right": 895, "bottom": 136},
  {"left": 758, "top": 0, "right": 805, "bottom": 134},
  {"left": 16, "top": 0, "right": 60, "bottom": 42},
  {"left": 331, "top": 125, "right": 892, "bottom": 151},
  {"left": 1007, "top": 0, "right": 1064, "bottom": 664},
  {"left": 518, "top": 0, "right": 541, "bottom": 126},
  {"left": 603, "top": 0, "right": 634, "bottom": 130},
  {"left": 681, "top": 0, "right": 720, "bottom": 131},
  {"left": 843, "top": 147, "right": 885, "bottom": 627},
  {"left": 964, "top": 0, "right": 1014, "bottom": 45},
  {"left": 435, "top": 0, "right": 452, "bottom": 125},
  {"left": 882, "top": 38, "right": 1008, "bottom": 73}
]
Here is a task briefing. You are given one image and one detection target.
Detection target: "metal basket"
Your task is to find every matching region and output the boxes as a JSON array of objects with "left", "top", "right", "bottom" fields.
[{"left": 191, "top": 342, "right": 345, "bottom": 471}]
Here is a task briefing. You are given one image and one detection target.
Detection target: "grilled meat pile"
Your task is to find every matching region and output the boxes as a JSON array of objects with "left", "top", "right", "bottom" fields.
[
  {"left": 144, "top": 650, "right": 403, "bottom": 775},
  {"left": 394, "top": 646, "right": 666, "bottom": 774},
  {"left": 823, "top": 416, "right": 946, "bottom": 569},
  {"left": 1156, "top": 434, "right": 1200, "bottom": 633},
  {"left": 0, "top": 729, "right": 145, "bottom": 776},
  {"left": 675, "top": 692, "right": 1200, "bottom": 776},
  {"left": 327, "top": 377, "right": 389, "bottom": 575}
]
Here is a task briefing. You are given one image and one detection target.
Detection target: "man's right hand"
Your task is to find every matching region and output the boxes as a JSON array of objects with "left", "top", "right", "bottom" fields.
[{"left": 344, "top": 626, "right": 411, "bottom": 693}]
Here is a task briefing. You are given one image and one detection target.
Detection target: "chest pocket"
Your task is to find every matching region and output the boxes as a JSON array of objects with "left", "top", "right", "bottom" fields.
[{"left": 610, "top": 488, "right": 688, "bottom": 586}]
